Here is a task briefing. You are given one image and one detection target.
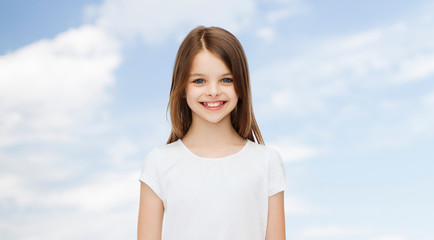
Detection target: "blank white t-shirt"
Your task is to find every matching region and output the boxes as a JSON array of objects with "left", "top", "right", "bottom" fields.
[{"left": 139, "top": 139, "right": 287, "bottom": 240}]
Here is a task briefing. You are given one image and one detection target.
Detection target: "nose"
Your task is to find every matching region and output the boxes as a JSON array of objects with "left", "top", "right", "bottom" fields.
[{"left": 207, "top": 81, "right": 220, "bottom": 97}]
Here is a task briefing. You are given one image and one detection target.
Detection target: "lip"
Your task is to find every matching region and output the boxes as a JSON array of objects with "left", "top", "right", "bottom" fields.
[{"left": 200, "top": 101, "right": 227, "bottom": 111}]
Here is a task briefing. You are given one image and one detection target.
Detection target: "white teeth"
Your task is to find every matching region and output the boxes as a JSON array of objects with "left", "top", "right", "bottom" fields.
[{"left": 203, "top": 102, "right": 224, "bottom": 107}]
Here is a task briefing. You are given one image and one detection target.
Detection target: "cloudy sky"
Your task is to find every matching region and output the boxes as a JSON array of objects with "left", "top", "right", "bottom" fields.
[{"left": 1, "top": 0, "right": 433, "bottom": 239}]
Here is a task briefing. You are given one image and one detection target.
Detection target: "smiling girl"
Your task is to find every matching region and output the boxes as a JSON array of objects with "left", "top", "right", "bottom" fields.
[{"left": 138, "top": 26, "right": 287, "bottom": 240}]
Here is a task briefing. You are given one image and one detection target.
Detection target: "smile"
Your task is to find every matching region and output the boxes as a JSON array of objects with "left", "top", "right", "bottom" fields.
[
  {"left": 201, "top": 101, "right": 225, "bottom": 107},
  {"left": 200, "top": 101, "right": 227, "bottom": 110}
]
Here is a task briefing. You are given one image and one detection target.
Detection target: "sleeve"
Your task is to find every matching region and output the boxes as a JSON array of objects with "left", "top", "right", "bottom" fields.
[
  {"left": 268, "top": 148, "right": 287, "bottom": 197},
  {"left": 138, "top": 148, "right": 163, "bottom": 200}
]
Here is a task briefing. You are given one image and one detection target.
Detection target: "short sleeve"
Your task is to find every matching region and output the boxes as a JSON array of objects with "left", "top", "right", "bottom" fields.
[
  {"left": 268, "top": 148, "right": 287, "bottom": 197},
  {"left": 139, "top": 148, "right": 163, "bottom": 200}
]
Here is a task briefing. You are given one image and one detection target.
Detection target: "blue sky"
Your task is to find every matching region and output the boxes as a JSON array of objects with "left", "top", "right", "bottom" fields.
[{"left": 1, "top": 0, "right": 433, "bottom": 239}]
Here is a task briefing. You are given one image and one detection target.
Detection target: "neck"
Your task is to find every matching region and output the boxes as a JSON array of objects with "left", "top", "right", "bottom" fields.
[{"left": 183, "top": 116, "right": 242, "bottom": 147}]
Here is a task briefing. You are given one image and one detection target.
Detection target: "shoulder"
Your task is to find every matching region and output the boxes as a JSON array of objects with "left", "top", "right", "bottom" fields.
[
  {"left": 245, "top": 141, "right": 284, "bottom": 173},
  {"left": 145, "top": 140, "right": 182, "bottom": 159},
  {"left": 247, "top": 140, "right": 281, "bottom": 158}
]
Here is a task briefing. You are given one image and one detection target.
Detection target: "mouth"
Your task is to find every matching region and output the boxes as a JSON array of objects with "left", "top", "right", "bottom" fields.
[
  {"left": 200, "top": 101, "right": 226, "bottom": 107},
  {"left": 200, "top": 101, "right": 227, "bottom": 110}
]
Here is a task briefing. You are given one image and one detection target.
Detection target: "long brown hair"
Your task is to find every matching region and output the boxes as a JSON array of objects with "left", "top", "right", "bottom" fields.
[{"left": 166, "top": 26, "right": 264, "bottom": 144}]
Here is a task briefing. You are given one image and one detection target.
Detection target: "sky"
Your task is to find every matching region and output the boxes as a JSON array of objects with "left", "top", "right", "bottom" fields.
[{"left": 1, "top": 0, "right": 433, "bottom": 239}]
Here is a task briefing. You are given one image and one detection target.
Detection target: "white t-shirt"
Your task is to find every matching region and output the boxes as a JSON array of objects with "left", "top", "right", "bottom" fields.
[{"left": 139, "top": 139, "right": 287, "bottom": 240}]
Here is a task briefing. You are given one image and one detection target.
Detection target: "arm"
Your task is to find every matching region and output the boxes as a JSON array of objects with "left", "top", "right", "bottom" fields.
[
  {"left": 265, "top": 191, "right": 286, "bottom": 240},
  {"left": 137, "top": 182, "right": 164, "bottom": 240}
]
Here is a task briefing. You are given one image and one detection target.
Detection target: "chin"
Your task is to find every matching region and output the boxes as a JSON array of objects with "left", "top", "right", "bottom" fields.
[
  {"left": 203, "top": 117, "right": 226, "bottom": 124},
  {"left": 192, "top": 113, "right": 231, "bottom": 125}
]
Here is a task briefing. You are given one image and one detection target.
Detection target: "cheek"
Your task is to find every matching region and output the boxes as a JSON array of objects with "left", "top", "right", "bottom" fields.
[
  {"left": 229, "top": 86, "right": 238, "bottom": 100},
  {"left": 185, "top": 87, "right": 199, "bottom": 105},
  {"left": 185, "top": 97, "right": 197, "bottom": 112}
]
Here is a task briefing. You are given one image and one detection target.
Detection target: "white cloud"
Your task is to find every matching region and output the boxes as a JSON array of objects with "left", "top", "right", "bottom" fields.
[
  {"left": 265, "top": 0, "right": 310, "bottom": 23},
  {"left": 372, "top": 235, "right": 407, "bottom": 240},
  {"left": 253, "top": 11, "right": 434, "bottom": 117},
  {"left": 397, "top": 53, "right": 434, "bottom": 81},
  {"left": 0, "top": 25, "right": 121, "bottom": 147},
  {"left": 87, "top": 0, "right": 311, "bottom": 44},
  {"left": 269, "top": 137, "right": 319, "bottom": 163},
  {"left": 284, "top": 194, "right": 317, "bottom": 215},
  {"left": 107, "top": 137, "right": 140, "bottom": 165},
  {"left": 257, "top": 27, "right": 276, "bottom": 43},
  {"left": 422, "top": 90, "right": 434, "bottom": 106},
  {"left": 0, "top": 170, "right": 138, "bottom": 211},
  {"left": 1, "top": 194, "right": 138, "bottom": 240},
  {"left": 42, "top": 171, "right": 139, "bottom": 211},
  {"left": 0, "top": 24, "right": 131, "bottom": 239},
  {"left": 295, "top": 225, "right": 374, "bottom": 238},
  {"left": 89, "top": 0, "right": 256, "bottom": 44},
  {"left": 268, "top": 9, "right": 292, "bottom": 22},
  {"left": 266, "top": 8, "right": 296, "bottom": 23},
  {"left": 349, "top": 87, "right": 434, "bottom": 151},
  {"left": 0, "top": 174, "right": 29, "bottom": 206}
]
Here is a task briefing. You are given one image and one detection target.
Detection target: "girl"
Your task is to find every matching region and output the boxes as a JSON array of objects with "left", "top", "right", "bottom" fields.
[{"left": 138, "top": 26, "right": 287, "bottom": 240}]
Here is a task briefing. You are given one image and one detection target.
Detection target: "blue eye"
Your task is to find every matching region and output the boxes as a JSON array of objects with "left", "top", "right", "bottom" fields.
[
  {"left": 193, "top": 79, "right": 205, "bottom": 84},
  {"left": 222, "top": 78, "right": 232, "bottom": 83}
]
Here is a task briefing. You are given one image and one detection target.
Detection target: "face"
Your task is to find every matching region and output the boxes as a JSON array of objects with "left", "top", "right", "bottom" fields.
[{"left": 185, "top": 50, "right": 238, "bottom": 125}]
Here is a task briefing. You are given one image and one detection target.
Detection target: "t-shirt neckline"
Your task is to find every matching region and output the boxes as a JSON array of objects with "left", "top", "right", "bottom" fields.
[{"left": 177, "top": 139, "right": 250, "bottom": 160}]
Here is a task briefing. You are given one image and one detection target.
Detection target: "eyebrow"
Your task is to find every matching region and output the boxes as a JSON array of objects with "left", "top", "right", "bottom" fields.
[{"left": 189, "top": 73, "right": 233, "bottom": 77}]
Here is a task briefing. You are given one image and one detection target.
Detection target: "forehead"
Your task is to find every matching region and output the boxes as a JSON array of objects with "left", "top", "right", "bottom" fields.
[{"left": 189, "top": 50, "right": 231, "bottom": 76}]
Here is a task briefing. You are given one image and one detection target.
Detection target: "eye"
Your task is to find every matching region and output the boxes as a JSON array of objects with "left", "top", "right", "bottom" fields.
[
  {"left": 193, "top": 79, "right": 205, "bottom": 84},
  {"left": 221, "top": 78, "right": 233, "bottom": 83}
]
